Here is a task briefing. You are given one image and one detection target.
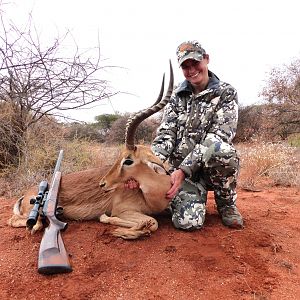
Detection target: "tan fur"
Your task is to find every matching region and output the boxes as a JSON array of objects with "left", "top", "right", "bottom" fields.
[{"left": 8, "top": 145, "right": 172, "bottom": 239}]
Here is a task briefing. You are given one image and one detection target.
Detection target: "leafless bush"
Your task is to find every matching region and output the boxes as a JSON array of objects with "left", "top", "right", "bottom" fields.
[
  {"left": 64, "top": 123, "right": 105, "bottom": 143},
  {"left": 0, "top": 102, "right": 23, "bottom": 168},
  {"left": 260, "top": 58, "right": 300, "bottom": 139},
  {"left": 106, "top": 114, "right": 159, "bottom": 145},
  {"left": 0, "top": 11, "right": 117, "bottom": 170},
  {"left": 234, "top": 105, "right": 265, "bottom": 142}
]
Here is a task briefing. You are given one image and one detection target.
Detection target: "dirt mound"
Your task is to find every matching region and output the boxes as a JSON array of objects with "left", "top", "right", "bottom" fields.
[{"left": 0, "top": 187, "right": 299, "bottom": 300}]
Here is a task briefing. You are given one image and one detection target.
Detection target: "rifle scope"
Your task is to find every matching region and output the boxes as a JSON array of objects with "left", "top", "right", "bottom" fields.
[{"left": 26, "top": 181, "right": 48, "bottom": 229}]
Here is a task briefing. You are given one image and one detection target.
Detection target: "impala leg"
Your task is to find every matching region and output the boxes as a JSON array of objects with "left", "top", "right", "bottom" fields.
[
  {"left": 99, "top": 213, "right": 137, "bottom": 228},
  {"left": 7, "top": 215, "right": 27, "bottom": 228},
  {"left": 99, "top": 212, "right": 158, "bottom": 240},
  {"left": 31, "top": 218, "right": 44, "bottom": 234}
]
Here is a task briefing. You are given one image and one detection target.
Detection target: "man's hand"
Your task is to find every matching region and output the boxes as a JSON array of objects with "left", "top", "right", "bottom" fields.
[{"left": 166, "top": 169, "right": 185, "bottom": 199}]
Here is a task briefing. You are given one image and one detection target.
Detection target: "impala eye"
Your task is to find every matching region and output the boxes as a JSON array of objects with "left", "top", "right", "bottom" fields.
[{"left": 123, "top": 158, "right": 134, "bottom": 166}]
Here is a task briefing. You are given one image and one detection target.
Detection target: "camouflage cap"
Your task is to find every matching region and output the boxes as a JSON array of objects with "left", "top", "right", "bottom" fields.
[{"left": 176, "top": 40, "right": 206, "bottom": 66}]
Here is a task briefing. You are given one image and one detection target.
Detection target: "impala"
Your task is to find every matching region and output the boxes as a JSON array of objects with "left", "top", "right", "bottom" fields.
[{"left": 8, "top": 61, "right": 174, "bottom": 239}]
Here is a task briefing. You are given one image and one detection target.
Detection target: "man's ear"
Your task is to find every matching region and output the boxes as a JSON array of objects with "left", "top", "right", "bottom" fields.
[{"left": 204, "top": 54, "right": 210, "bottom": 63}]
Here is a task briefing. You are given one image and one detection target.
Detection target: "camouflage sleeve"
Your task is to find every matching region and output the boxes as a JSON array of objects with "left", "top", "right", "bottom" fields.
[
  {"left": 151, "top": 93, "right": 178, "bottom": 162},
  {"left": 179, "top": 86, "right": 238, "bottom": 178}
]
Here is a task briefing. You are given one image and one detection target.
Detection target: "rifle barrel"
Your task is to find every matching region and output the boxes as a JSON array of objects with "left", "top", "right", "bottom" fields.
[
  {"left": 26, "top": 201, "right": 42, "bottom": 228},
  {"left": 37, "top": 151, "right": 72, "bottom": 275},
  {"left": 51, "top": 150, "right": 63, "bottom": 186},
  {"left": 26, "top": 180, "right": 49, "bottom": 229}
]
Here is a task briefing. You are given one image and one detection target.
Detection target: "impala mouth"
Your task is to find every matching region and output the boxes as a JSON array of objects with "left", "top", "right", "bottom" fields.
[
  {"left": 123, "top": 177, "right": 140, "bottom": 190},
  {"left": 100, "top": 184, "right": 116, "bottom": 193},
  {"left": 102, "top": 188, "right": 114, "bottom": 193}
]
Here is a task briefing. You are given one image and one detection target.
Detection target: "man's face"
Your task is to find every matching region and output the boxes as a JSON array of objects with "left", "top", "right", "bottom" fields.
[{"left": 181, "top": 56, "right": 209, "bottom": 86}]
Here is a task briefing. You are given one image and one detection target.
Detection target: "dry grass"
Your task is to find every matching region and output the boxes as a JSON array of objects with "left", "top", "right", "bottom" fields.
[
  {"left": 1, "top": 140, "right": 120, "bottom": 198},
  {"left": 1, "top": 139, "right": 299, "bottom": 198},
  {"left": 61, "top": 140, "right": 120, "bottom": 173},
  {"left": 237, "top": 142, "right": 300, "bottom": 190}
]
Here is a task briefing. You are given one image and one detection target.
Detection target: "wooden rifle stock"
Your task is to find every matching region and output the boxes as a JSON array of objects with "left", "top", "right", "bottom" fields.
[{"left": 38, "top": 171, "right": 72, "bottom": 275}]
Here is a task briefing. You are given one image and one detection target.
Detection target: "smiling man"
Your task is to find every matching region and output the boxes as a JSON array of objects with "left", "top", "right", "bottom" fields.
[{"left": 151, "top": 40, "right": 243, "bottom": 230}]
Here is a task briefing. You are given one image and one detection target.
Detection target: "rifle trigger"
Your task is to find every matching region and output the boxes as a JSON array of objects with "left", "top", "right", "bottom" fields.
[{"left": 56, "top": 206, "right": 64, "bottom": 216}]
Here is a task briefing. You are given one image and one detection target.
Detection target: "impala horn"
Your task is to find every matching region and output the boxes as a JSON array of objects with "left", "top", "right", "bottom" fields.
[{"left": 125, "top": 60, "right": 174, "bottom": 150}]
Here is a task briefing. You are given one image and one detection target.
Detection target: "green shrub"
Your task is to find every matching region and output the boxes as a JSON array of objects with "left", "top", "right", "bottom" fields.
[{"left": 288, "top": 134, "right": 300, "bottom": 147}]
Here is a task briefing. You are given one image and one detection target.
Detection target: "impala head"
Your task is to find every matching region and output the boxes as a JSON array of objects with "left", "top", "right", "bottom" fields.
[
  {"left": 99, "top": 145, "right": 169, "bottom": 191},
  {"left": 99, "top": 61, "right": 173, "bottom": 204}
]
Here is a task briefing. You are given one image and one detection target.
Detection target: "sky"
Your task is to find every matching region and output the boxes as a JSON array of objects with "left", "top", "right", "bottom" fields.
[{"left": 4, "top": 0, "right": 300, "bottom": 122}]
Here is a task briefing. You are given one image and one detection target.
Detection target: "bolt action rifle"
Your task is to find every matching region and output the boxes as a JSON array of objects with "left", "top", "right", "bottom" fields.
[{"left": 26, "top": 150, "right": 72, "bottom": 275}]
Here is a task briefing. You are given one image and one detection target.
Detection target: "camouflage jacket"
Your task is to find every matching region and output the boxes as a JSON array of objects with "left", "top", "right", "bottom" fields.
[{"left": 151, "top": 70, "right": 238, "bottom": 178}]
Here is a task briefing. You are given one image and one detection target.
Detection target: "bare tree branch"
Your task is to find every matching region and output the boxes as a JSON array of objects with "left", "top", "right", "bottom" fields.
[
  {"left": 260, "top": 58, "right": 300, "bottom": 139},
  {"left": 0, "top": 12, "right": 118, "bottom": 131}
]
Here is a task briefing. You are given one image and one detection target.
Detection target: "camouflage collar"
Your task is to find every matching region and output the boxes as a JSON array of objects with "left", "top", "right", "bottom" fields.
[{"left": 175, "top": 70, "right": 220, "bottom": 95}]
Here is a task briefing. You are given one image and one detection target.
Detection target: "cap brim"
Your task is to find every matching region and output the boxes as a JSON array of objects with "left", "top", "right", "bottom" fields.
[{"left": 178, "top": 52, "right": 203, "bottom": 66}]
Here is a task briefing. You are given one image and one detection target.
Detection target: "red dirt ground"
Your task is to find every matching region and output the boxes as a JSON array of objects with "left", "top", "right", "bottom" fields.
[{"left": 0, "top": 186, "right": 299, "bottom": 300}]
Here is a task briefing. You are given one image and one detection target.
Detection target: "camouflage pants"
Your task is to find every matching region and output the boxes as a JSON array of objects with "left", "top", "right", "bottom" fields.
[{"left": 170, "top": 142, "right": 239, "bottom": 230}]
